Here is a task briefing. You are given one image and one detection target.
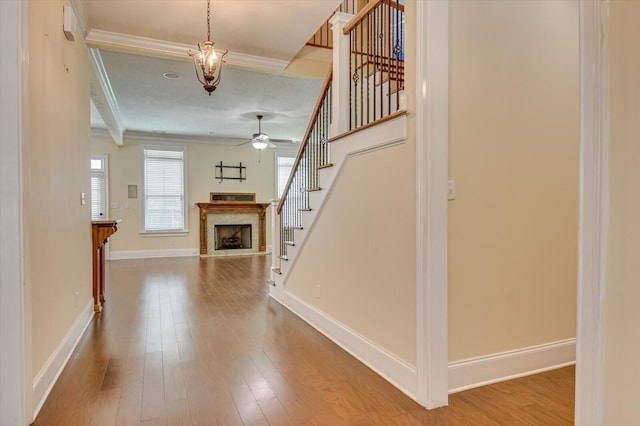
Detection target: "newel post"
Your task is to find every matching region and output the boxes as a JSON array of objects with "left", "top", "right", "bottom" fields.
[
  {"left": 270, "top": 199, "right": 281, "bottom": 282},
  {"left": 329, "top": 12, "right": 352, "bottom": 137}
]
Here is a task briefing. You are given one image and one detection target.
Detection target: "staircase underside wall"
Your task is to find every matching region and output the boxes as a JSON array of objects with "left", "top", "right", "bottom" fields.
[{"left": 284, "top": 140, "right": 417, "bottom": 368}]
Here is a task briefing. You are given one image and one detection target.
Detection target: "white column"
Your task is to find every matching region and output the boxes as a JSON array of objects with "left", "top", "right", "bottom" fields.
[{"left": 329, "top": 12, "right": 353, "bottom": 138}]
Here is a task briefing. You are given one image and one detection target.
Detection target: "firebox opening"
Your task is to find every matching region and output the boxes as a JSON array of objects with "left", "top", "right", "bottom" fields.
[{"left": 214, "top": 224, "right": 252, "bottom": 250}]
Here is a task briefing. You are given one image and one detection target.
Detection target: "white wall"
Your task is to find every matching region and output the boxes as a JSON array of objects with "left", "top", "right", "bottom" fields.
[
  {"left": 285, "top": 142, "right": 418, "bottom": 366},
  {"left": 448, "top": 0, "right": 579, "bottom": 361},
  {"left": 28, "top": 0, "right": 94, "bottom": 393},
  {"left": 91, "top": 135, "right": 278, "bottom": 256},
  {"left": 602, "top": 1, "right": 640, "bottom": 423}
]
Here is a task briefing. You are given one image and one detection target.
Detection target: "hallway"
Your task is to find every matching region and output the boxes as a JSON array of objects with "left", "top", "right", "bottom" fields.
[{"left": 33, "top": 255, "right": 574, "bottom": 425}]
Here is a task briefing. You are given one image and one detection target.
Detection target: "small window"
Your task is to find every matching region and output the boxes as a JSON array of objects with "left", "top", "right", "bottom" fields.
[
  {"left": 142, "top": 146, "right": 186, "bottom": 232},
  {"left": 90, "top": 155, "right": 108, "bottom": 220},
  {"left": 276, "top": 155, "right": 295, "bottom": 198}
]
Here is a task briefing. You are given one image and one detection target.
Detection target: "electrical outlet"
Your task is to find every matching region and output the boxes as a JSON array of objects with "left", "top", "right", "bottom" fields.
[{"left": 448, "top": 180, "right": 456, "bottom": 200}]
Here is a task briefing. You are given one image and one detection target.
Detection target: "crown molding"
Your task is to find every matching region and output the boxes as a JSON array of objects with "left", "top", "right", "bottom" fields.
[
  {"left": 88, "top": 48, "right": 124, "bottom": 145},
  {"left": 124, "top": 130, "right": 243, "bottom": 146},
  {"left": 85, "top": 29, "right": 289, "bottom": 71},
  {"left": 69, "top": 0, "right": 88, "bottom": 39},
  {"left": 105, "top": 129, "right": 297, "bottom": 148}
]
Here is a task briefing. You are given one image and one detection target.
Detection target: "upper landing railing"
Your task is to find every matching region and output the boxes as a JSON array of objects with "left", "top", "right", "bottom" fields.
[
  {"left": 307, "top": 0, "right": 359, "bottom": 49},
  {"left": 344, "top": 0, "right": 404, "bottom": 129}
]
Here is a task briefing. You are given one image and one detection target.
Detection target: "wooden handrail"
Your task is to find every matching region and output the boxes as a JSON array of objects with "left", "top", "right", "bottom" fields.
[
  {"left": 343, "top": 0, "right": 405, "bottom": 35},
  {"left": 328, "top": 110, "right": 407, "bottom": 144},
  {"left": 276, "top": 70, "right": 333, "bottom": 215}
]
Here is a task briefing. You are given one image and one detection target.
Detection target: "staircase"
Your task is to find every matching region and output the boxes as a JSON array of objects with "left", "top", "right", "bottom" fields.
[{"left": 270, "top": 0, "right": 406, "bottom": 292}]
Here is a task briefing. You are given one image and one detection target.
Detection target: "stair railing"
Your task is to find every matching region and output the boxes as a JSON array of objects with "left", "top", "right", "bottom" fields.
[
  {"left": 276, "top": 71, "right": 333, "bottom": 261},
  {"left": 307, "top": 0, "right": 359, "bottom": 49},
  {"left": 344, "top": 0, "right": 404, "bottom": 130}
]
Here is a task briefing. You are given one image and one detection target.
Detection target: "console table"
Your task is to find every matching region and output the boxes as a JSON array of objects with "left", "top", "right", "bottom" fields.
[{"left": 91, "top": 219, "right": 120, "bottom": 312}]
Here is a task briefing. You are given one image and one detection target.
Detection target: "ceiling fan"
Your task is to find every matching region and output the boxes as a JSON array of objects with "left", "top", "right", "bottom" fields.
[{"left": 244, "top": 115, "right": 277, "bottom": 150}]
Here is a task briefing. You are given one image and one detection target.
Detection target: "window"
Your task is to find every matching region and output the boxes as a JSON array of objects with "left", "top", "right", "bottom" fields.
[
  {"left": 90, "top": 155, "right": 108, "bottom": 220},
  {"left": 276, "top": 154, "right": 295, "bottom": 198},
  {"left": 142, "top": 146, "right": 186, "bottom": 232}
]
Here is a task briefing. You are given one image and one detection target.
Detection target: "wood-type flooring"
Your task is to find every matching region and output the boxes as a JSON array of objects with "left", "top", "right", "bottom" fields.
[{"left": 33, "top": 255, "right": 574, "bottom": 425}]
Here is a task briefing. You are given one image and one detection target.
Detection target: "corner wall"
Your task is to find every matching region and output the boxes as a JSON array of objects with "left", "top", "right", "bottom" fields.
[
  {"left": 602, "top": 1, "right": 640, "bottom": 423},
  {"left": 28, "top": 0, "right": 94, "bottom": 412},
  {"left": 448, "top": 0, "right": 579, "bottom": 362}
]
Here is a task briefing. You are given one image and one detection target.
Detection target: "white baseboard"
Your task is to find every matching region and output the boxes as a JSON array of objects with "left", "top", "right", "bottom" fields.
[
  {"left": 448, "top": 338, "right": 576, "bottom": 394},
  {"left": 109, "top": 248, "right": 199, "bottom": 260},
  {"left": 32, "top": 299, "right": 94, "bottom": 420},
  {"left": 271, "top": 291, "right": 417, "bottom": 400}
]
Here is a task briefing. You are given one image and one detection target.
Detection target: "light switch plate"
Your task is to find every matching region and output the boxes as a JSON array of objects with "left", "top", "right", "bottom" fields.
[
  {"left": 448, "top": 180, "right": 456, "bottom": 200},
  {"left": 80, "top": 192, "right": 86, "bottom": 206}
]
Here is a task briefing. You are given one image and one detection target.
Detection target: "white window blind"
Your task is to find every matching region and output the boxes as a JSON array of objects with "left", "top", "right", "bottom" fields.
[
  {"left": 276, "top": 155, "right": 295, "bottom": 198},
  {"left": 143, "top": 147, "right": 186, "bottom": 232},
  {"left": 90, "top": 155, "right": 107, "bottom": 220},
  {"left": 91, "top": 175, "right": 105, "bottom": 219}
]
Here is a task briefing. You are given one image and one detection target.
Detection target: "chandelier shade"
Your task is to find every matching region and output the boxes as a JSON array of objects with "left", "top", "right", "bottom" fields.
[{"left": 189, "top": 0, "right": 228, "bottom": 95}]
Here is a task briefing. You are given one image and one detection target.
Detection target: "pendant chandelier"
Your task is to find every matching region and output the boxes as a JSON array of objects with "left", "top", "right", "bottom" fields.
[{"left": 189, "top": 0, "right": 228, "bottom": 95}]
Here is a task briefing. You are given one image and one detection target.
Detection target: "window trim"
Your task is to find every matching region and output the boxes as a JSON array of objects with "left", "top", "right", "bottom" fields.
[
  {"left": 274, "top": 147, "right": 297, "bottom": 199},
  {"left": 140, "top": 144, "right": 188, "bottom": 234}
]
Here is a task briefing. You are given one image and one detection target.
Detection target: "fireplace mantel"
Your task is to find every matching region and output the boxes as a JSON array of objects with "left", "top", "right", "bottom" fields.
[{"left": 196, "top": 202, "right": 270, "bottom": 255}]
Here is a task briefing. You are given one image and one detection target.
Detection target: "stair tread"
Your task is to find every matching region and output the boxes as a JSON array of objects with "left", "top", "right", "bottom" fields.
[
  {"left": 271, "top": 267, "right": 282, "bottom": 275},
  {"left": 266, "top": 279, "right": 276, "bottom": 286},
  {"left": 306, "top": 187, "right": 322, "bottom": 192},
  {"left": 284, "top": 241, "right": 295, "bottom": 246},
  {"left": 293, "top": 226, "right": 304, "bottom": 230},
  {"left": 317, "top": 163, "right": 334, "bottom": 170},
  {"left": 279, "top": 255, "right": 289, "bottom": 261},
  {"left": 298, "top": 208, "right": 312, "bottom": 212}
]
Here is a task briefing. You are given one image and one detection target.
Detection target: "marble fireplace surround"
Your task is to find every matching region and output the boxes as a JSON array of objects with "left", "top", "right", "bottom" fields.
[{"left": 196, "top": 201, "right": 269, "bottom": 256}]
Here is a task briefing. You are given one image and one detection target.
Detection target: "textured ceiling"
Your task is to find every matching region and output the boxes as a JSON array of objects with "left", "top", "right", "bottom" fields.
[
  {"left": 86, "top": 0, "right": 340, "bottom": 143},
  {"left": 99, "top": 50, "right": 324, "bottom": 141}
]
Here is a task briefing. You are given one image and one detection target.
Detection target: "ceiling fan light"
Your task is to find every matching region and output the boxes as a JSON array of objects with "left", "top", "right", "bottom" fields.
[{"left": 252, "top": 140, "right": 268, "bottom": 150}]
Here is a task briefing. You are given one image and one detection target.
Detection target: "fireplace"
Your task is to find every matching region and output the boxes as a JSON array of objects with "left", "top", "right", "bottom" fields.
[
  {"left": 197, "top": 193, "right": 270, "bottom": 256},
  {"left": 214, "top": 224, "right": 252, "bottom": 250}
]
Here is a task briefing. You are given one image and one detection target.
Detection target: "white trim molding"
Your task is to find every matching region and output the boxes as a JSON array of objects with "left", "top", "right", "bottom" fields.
[
  {"left": 576, "top": 0, "right": 608, "bottom": 424},
  {"left": 88, "top": 48, "right": 124, "bottom": 146},
  {"left": 0, "top": 0, "right": 29, "bottom": 423},
  {"left": 448, "top": 339, "right": 576, "bottom": 394},
  {"left": 32, "top": 300, "right": 94, "bottom": 420},
  {"left": 85, "top": 30, "right": 289, "bottom": 71},
  {"left": 109, "top": 248, "right": 199, "bottom": 260},
  {"left": 275, "top": 291, "right": 417, "bottom": 399},
  {"left": 415, "top": 0, "right": 450, "bottom": 409}
]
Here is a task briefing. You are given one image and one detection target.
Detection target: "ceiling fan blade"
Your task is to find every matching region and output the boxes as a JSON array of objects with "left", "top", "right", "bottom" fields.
[
  {"left": 269, "top": 138, "right": 294, "bottom": 144},
  {"left": 235, "top": 140, "right": 251, "bottom": 147},
  {"left": 266, "top": 141, "right": 278, "bottom": 149}
]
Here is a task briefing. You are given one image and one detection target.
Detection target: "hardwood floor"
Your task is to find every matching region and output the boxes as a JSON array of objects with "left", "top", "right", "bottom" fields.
[{"left": 33, "top": 255, "right": 574, "bottom": 425}]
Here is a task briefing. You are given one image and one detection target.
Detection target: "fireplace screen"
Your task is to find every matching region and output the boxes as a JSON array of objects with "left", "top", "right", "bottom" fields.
[{"left": 214, "top": 224, "right": 252, "bottom": 250}]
